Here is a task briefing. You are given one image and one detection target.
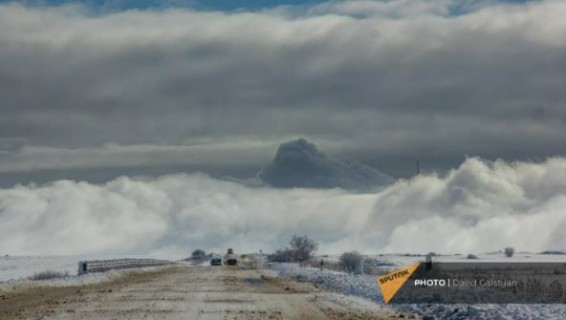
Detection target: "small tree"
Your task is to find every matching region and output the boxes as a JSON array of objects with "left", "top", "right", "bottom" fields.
[
  {"left": 504, "top": 247, "right": 515, "bottom": 258},
  {"left": 191, "top": 249, "right": 206, "bottom": 260},
  {"left": 290, "top": 235, "right": 318, "bottom": 262},
  {"left": 269, "top": 248, "right": 295, "bottom": 262},
  {"left": 340, "top": 251, "right": 363, "bottom": 274}
]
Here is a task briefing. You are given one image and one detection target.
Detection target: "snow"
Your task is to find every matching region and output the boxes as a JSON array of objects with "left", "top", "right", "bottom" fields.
[
  {"left": 3, "top": 252, "right": 566, "bottom": 319},
  {"left": 0, "top": 254, "right": 178, "bottom": 283},
  {"left": 356, "top": 252, "right": 566, "bottom": 267},
  {"left": 276, "top": 262, "right": 385, "bottom": 302},
  {"left": 272, "top": 253, "right": 566, "bottom": 320}
]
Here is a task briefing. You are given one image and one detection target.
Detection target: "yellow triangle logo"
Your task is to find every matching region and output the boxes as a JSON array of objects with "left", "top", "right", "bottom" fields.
[{"left": 376, "top": 263, "right": 420, "bottom": 303}]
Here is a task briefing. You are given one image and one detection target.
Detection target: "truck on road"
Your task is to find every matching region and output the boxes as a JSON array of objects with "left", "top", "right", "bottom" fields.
[{"left": 224, "top": 248, "right": 238, "bottom": 266}]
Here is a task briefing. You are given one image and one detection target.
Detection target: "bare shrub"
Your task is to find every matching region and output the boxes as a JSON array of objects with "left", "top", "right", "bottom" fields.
[
  {"left": 310, "top": 259, "right": 342, "bottom": 272},
  {"left": 340, "top": 251, "right": 363, "bottom": 274},
  {"left": 540, "top": 250, "right": 566, "bottom": 255},
  {"left": 191, "top": 249, "right": 206, "bottom": 260},
  {"left": 269, "top": 248, "right": 295, "bottom": 262},
  {"left": 290, "top": 235, "right": 318, "bottom": 262},
  {"left": 363, "top": 258, "right": 396, "bottom": 275},
  {"left": 269, "top": 235, "right": 318, "bottom": 264},
  {"left": 192, "top": 249, "right": 206, "bottom": 258},
  {"left": 504, "top": 247, "right": 515, "bottom": 258},
  {"left": 29, "top": 270, "right": 69, "bottom": 280},
  {"left": 189, "top": 249, "right": 208, "bottom": 265}
]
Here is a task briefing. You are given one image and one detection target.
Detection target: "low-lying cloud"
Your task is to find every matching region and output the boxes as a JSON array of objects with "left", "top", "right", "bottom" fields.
[{"left": 2, "top": 156, "right": 566, "bottom": 256}]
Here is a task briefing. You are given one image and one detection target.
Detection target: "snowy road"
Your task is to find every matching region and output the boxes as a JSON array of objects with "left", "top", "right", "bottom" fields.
[{"left": 0, "top": 264, "right": 415, "bottom": 320}]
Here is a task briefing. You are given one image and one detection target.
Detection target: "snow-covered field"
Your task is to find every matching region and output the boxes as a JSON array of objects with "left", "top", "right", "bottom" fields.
[
  {"left": 273, "top": 253, "right": 566, "bottom": 320},
  {"left": 3, "top": 252, "right": 566, "bottom": 319},
  {"left": 320, "top": 252, "right": 566, "bottom": 266},
  {"left": 0, "top": 254, "right": 181, "bottom": 283}
]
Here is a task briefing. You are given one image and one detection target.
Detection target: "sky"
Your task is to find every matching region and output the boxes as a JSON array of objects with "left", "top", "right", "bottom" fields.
[
  {"left": 0, "top": 0, "right": 535, "bottom": 12},
  {"left": 1, "top": 0, "right": 563, "bottom": 185},
  {"left": 1, "top": 0, "right": 566, "bottom": 255}
]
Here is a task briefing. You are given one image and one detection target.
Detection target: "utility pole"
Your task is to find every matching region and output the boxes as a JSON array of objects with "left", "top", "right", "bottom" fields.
[
  {"left": 416, "top": 160, "right": 420, "bottom": 175},
  {"left": 259, "top": 249, "right": 263, "bottom": 269}
]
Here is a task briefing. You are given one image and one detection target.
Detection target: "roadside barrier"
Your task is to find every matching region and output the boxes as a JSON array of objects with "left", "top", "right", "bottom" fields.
[{"left": 78, "top": 258, "right": 173, "bottom": 275}]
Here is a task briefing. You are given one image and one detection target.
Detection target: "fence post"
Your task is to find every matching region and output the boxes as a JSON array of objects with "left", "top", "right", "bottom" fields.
[{"left": 78, "top": 261, "right": 88, "bottom": 275}]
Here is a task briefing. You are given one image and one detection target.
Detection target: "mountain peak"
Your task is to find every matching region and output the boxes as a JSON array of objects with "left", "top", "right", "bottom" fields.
[{"left": 259, "top": 139, "right": 393, "bottom": 191}]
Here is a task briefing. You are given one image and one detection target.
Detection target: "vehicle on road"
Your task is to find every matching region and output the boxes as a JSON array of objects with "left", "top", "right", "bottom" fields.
[
  {"left": 224, "top": 248, "right": 238, "bottom": 265},
  {"left": 210, "top": 257, "right": 223, "bottom": 266}
]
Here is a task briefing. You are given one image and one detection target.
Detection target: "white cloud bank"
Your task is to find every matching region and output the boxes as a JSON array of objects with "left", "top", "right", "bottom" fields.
[{"left": 1, "top": 156, "right": 566, "bottom": 256}]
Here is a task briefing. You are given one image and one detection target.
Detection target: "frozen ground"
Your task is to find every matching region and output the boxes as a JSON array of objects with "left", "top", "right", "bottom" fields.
[
  {"left": 0, "top": 254, "right": 181, "bottom": 283},
  {"left": 273, "top": 252, "right": 566, "bottom": 320},
  {"left": 1, "top": 262, "right": 411, "bottom": 320},
  {"left": 3, "top": 253, "right": 566, "bottom": 319},
  {"left": 319, "top": 252, "right": 566, "bottom": 266}
]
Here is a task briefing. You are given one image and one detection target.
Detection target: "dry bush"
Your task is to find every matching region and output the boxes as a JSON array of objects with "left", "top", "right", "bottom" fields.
[{"left": 29, "top": 270, "right": 69, "bottom": 280}]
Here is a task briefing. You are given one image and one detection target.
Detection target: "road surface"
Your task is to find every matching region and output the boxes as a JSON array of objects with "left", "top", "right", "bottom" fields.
[{"left": 0, "top": 264, "right": 417, "bottom": 320}]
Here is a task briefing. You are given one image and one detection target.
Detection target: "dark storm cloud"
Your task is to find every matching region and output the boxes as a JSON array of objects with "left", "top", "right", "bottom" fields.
[
  {"left": 1, "top": 0, "right": 566, "bottom": 179},
  {"left": 259, "top": 139, "right": 393, "bottom": 190}
]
